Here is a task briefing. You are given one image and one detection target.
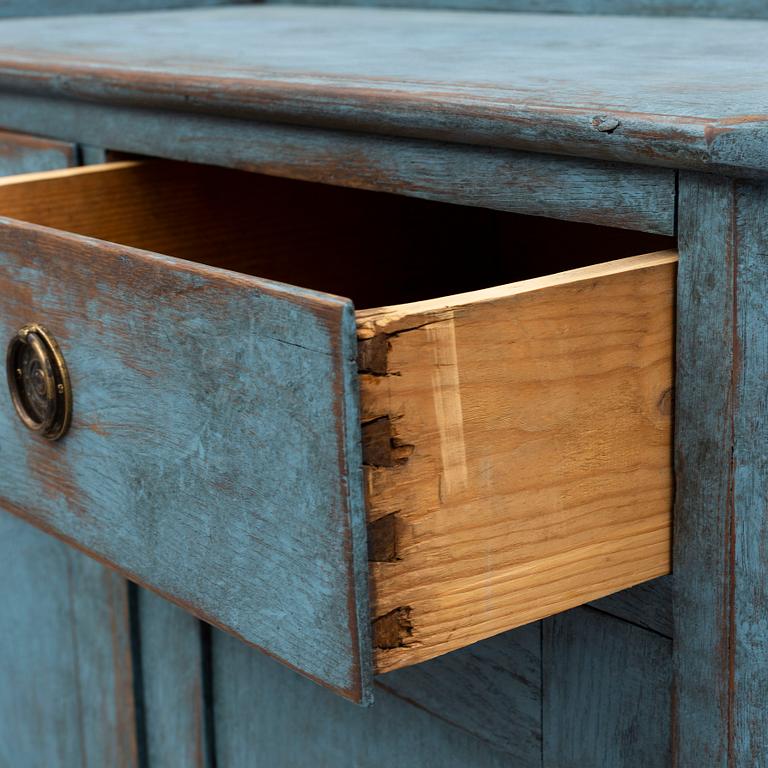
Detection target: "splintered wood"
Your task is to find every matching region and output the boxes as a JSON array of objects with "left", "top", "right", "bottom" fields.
[{"left": 358, "top": 251, "right": 676, "bottom": 674}]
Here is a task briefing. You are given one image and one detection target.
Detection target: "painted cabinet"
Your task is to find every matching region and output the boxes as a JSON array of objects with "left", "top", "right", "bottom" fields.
[{"left": 0, "top": 3, "right": 766, "bottom": 766}]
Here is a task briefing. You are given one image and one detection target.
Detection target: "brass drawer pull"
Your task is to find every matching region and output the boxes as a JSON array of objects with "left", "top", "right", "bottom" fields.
[{"left": 6, "top": 324, "right": 71, "bottom": 440}]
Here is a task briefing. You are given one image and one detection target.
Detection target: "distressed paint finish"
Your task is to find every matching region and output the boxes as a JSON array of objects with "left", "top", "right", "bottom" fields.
[
  {"left": 0, "top": 9, "right": 766, "bottom": 176},
  {"left": 589, "top": 576, "right": 673, "bottom": 638},
  {"left": 0, "top": 513, "right": 139, "bottom": 768},
  {"left": 543, "top": 607, "right": 671, "bottom": 768},
  {"left": 0, "top": 220, "right": 371, "bottom": 702},
  {"left": 212, "top": 628, "right": 518, "bottom": 768},
  {"left": 138, "top": 590, "right": 209, "bottom": 767},
  {"left": 268, "top": 0, "right": 768, "bottom": 17},
  {"left": 376, "top": 622, "right": 541, "bottom": 760},
  {"left": 0, "top": 129, "right": 76, "bottom": 175},
  {"left": 0, "top": 96, "right": 675, "bottom": 236},
  {"left": 674, "top": 175, "right": 768, "bottom": 765}
]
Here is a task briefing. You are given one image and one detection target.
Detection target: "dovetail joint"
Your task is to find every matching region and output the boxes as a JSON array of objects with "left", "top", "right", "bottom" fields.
[{"left": 372, "top": 607, "right": 413, "bottom": 649}]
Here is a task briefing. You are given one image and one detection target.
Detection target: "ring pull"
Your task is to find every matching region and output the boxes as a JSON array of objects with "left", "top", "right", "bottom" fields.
[{"left": 6, "top": 324, "right": 72, "bottom": 440}]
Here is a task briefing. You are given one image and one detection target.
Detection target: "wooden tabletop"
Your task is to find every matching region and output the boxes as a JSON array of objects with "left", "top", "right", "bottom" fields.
[{"left": 0, "top": 6, "right": 766, "bottom": 174}]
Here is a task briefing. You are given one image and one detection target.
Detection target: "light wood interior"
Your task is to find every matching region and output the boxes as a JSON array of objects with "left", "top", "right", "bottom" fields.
[{"left": 0, "top": 160, "right": 676, "bottom": 674}]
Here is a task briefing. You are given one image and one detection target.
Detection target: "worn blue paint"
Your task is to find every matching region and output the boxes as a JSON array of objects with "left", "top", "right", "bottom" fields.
[
  {"left": 268, "top": 0, "right": 768, "bottom": 17},
  {"left": 543, "top": 607, "right": 671, "bottom": 768},
  {"left": 0, "top": 5, "right": 761, "bottom": 760},
  {"left": 0, "top": 95, "right": 675, "bottom": 235},
  {"left": 377, "top": 622, "right": 542, "bottom": 760},
  {"left": 0, "top": 512, "right": 139, "bottom": 767},
  {"left": 674, "top": 174, "right": 768, "bottom": 766},
  {"left": 0, "top": 8, "right": 765, "bottom": 176},
  {"left": 138, "top": 589, "right": 209, "bottom": 767},
  {"left": 0, "top": 129, "right": 75, "bottom": 175},
  {"left": 0, "top": 219, "right": 371, "bottom": 702},
  {"left": 212, "top": 628, "right": 516, "bottom": 768}
]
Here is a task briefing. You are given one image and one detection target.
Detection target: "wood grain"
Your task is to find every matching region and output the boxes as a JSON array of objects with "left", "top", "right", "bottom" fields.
[
  {"left": 0, "top": 8, "right": 765, "bottom": 175},
  {"left": 674, "top": 174, "right": 768, "bottom": 766},
  {"left": 0, "top": 217, "right": 371, "bottom": 703},
  {"left": 543, "top": 606, "right": 671, "bottom": 767},
  {"left": 212, "top": 627, "right": 517, "bottom": 768},
  {"left": 377, "top": 621, "right": 541, "bottom": 759},
  {"left": 360, "top": 251, "right": 676, "bottom": 673}
]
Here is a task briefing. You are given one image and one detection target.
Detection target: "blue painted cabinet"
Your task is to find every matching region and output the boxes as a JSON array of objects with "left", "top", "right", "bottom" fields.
[{"left": 0, "top": 3, "right": 766, "bottom": 766}]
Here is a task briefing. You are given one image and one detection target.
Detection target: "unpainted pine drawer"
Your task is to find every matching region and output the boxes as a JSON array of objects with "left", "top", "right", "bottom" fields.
[
  {"left": 0, "top": 159, "right": 675, "bottom": 701},
  {"left": 359, "top": 254, "right": 675, "bottom": 674}
]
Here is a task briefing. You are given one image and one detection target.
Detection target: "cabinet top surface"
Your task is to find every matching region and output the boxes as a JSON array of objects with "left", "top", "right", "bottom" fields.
[{"left": 1, "top": 6, "right": 767, "bottom": 173}]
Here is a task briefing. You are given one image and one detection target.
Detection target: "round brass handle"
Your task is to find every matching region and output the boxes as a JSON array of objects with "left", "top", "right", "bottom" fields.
[{"left": 6, "top": 324, "right": 72, "bottom": 440}]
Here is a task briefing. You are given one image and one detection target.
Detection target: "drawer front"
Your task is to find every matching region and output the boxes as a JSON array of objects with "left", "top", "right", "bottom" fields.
[{"left": 0, "top": 216, "right": 371, "bottom": 702}]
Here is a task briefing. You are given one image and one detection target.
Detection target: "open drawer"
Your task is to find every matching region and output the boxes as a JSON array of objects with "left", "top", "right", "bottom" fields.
[{"left": 0, "top": 161, "right": 675, "bottom": 702}]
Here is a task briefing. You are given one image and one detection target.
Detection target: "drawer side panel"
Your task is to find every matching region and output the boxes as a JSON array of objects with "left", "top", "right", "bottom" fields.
[{"left": 359, "top": 251, "right": 675, "bottom": 673}]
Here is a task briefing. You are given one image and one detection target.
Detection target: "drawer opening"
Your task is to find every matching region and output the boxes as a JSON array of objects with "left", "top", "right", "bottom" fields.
[{"left": 0, "top": 159, "right": 673, "bottom": 309}]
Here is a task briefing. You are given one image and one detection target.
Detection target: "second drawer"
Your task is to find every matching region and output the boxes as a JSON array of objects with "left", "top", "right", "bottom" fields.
[{"left": 0, "top": 160, "right": 675, "bottom": 700}]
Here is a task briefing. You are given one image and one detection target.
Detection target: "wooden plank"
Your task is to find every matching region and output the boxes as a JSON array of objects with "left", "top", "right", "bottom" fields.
[
  {"left": 138, "top": 589, "right": 209, "bottom": 767},
  {"left": 212, "top": 628, "right": 522, "bottom": 768},
  {"left": 359, "top": 251, "right": 675, "bottom": 673},
  {"left": 268, "top": 0, "right": 768, "bottom": 18},
  {"left": 0, "top": 8, "right": 765, "bottom": 175},
  {"left": 376, "top": 622, "right": 542, "bottom": 760},
  {"left": 589, "top": 575, "right": 673, "bottom": 638},
  {"left": 673, "top": 174, "right": 768, "bottom": 765},
  {"left": 0, "top": 98, "right": 676, "bottom": 235},
  {"left": 0, "top": 218, "right": 371, "bottom": 702},
  {"left": 543, "top": 606, "right": 671, "bottom": 767},
  {"left": 0, "top": 512, "right": 139, "bottom": 767}
]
